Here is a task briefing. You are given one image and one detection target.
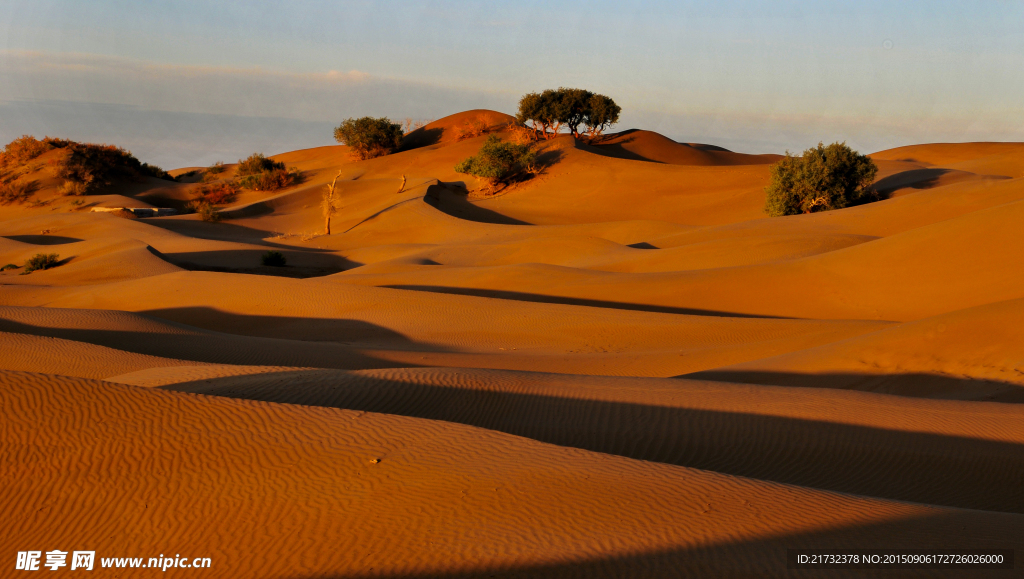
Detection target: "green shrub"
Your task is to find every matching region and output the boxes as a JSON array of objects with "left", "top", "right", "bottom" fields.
[
  {"left": 455, "top": 135, "right": 537, "bottom": 188},
  {"left": 764, "top": 142, "right": 879, "bottom": 217},
  {"left": 261, "top": 251, "right": 287, "bottom": 267},
  {"left": 24, "top": 253, "right": 60, "bottom": 273},
  {"left": 1, "top": 263, "right": 19, "bottom": 271},
  {"left": 333, "top": 117, "right": 404, "bottom": 160},
  {"left": 237, "top": 167, "right": 301, "bottom": 192},
  {"left": 233, "top": 154, "right": 299, "bottom": 192},
  {"left": 237, "top": 153, "right": 285, "bottom": 177}
]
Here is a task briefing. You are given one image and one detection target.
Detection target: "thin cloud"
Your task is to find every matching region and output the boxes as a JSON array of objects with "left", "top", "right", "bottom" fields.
[{"left": 0, "top": 51, "right": 516, "bottom": 121}]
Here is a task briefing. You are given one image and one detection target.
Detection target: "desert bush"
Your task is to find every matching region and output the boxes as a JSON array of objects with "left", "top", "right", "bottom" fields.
[
  {"left": 201, "top": 161, "right": 226, "bottom": 181},
  {"left": 42, "top": 138, "right": 174, "bottom": 193},
  {"left": 58, "top": 180, "right": 88, "bottom": 196},
  {"left": 237, "top": 153, "right": 285, "bottom": 177},
  {"left": 237, "top": 167, "right": 301, "bottom": 192},
  {"left": 139, "top": 162, "right": 172, "bottom": 180},
  {"left": 234, "top": 154, "right": 299, "bottom": 192},
  {"left": 402, "top": 118, "right": 429, "bottom": 134},
  {"left": 261, "top": 251, "right": 287, "bottom": 267},
  {"left": 0, "top": 136, "right": 53, "bottom": 167},
  {"left": 186, "top": 199, "right": 221, "bottom": 222},
  {"left": 1, "top": 263, "right": 19, "bottom": 271},
  {"left": 0, "top": 180, "right": 38, "bottom": 204},
  {"left": 455, "top": 135, "right": 537, "bottom": 189},
  {"left": 333, "top": 117, "right": 404, "bottom": 160},
  {"left": 764, "top": 142, "right": 879, "bottom": 216},
  {"left": 505, "top": 122, "right": 540, "bottom": 145},
  {"left": 193, "top": 181, "right": 241, "bottom": 205},
  {"left": 516, "top": 88, "right": 620, "bottom": 140},
  {"left": 51, "top": 141, "right": 135, "bottom": 187},
  {"left": 24, "top": 253, "right": 60, "bottom": 273},
  {"left": 453, "top": 116, "right": 489, "bottom": 141},
  {"left": 3, "top": 136, "right": 171, "bottom": 194}
]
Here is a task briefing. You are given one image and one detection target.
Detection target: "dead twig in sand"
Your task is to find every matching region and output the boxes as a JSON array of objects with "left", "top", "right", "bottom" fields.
[
  {"left": 322, "top": 170, "right": 342, "bottom": 235},
  {"left": 397, "top": 174, "right": 406, "bottom": 194}
]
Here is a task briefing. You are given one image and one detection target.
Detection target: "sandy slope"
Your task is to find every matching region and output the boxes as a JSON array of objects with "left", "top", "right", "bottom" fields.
[
  {"left": 3, "top": 371, "right": 1022, "bottom": 578},
  {"left": 688, "top": 297, "right": 1024, "bottom": 402},
  {"left": 147, "top": 366, "right": 1024, "bottom": 513},
  {"left": 0, "top": 285, "right": 890, "bottom": 377},
  {"left": 587, "top": 129, "right": 782, "bottom": 166},
  {"left": 2, "top": 112, "right": 1024, "bottom": 576}
]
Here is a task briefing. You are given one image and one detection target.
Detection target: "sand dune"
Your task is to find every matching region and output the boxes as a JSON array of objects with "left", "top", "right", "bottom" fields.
[
  {"left": 0, "top": 290, "right": 889, "bottom": 377},
  {"left": 2, "top": 117, "right": 1023, "bottom": 576},
  {"left": 333, "top": 193, "right": 1024, "bottom": 321},
  {"left": 688, "top": 297, "right": 1024, "bottom": 402},
  {"left": 0, "top": 330, "right": 198, "bottom": 379},
  {"left": 3, "top": 371, "right": 1021, "bottom": 578},
  {"left": 587, "top": 129, "right": 782, "bottom": 166},
  {"left": 155, "top": 366, "right": 1024, "bottom": 513},
  {"left": 0, "top": 305, "right": 399, "bottom": 371}
]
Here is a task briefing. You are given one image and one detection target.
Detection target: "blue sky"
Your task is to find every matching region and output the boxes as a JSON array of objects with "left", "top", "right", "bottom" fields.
[{"left": 2, "top": 0, "right": 1022, "bottom": 168}]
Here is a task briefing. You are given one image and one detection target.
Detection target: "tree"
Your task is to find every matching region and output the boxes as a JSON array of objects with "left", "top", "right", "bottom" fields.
[
  {"left": 583, "top": 94, "right": 621, "bottom": 139},
  {"left": 454, "top": 135, "right": 537, "bottom": 190},
  {"left": 322, "top": 170, "right": 342, "bottom": 234},
  {"left": 516, "top": 91, "right": 556, "bottom": 139},
  {"left": 556, "top": 88, "right": 592, "bottom": 139},
  {"left": 764, "top": 142, "right": 879, "bottom": 217},
  {"left": 516, "top": 88, "right": 620, "bottom": 140},
  {"left": 333, "top": 117, "right": 404, "bottom": 160}
]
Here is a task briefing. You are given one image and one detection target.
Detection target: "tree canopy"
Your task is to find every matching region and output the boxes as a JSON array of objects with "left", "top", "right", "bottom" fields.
[
  {"left": 764, "top": 142, "right": 879, "bottom": 217},
  {"left": 516, "top": 88, "right": 621, "bottom": 140},
  {"left": 333, "top": 117, "right": 404, "bottom": 160}
]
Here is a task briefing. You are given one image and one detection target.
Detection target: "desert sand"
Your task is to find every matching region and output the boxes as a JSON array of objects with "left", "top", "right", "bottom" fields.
[{"left": 2, "top": 110, "right": 1023, "bottom": 577}]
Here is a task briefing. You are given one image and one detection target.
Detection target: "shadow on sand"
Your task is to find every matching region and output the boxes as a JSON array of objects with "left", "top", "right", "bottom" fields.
[
  {"left": 0, "top": 308, "right": 447, "bottom": 369},
  {"left": 3, "top": 235, "right": 84, "bottom": 245},
  {"left": 381, "top": 284, "right": 791, "bottom": 318},
  {"left": 682, "top": 369, "right": 1024, "bottom": 404},
  {"left": 426, "top": 183, "right": 533, "bottom": 225},
  {"left": 160, "top": 248, "right": 359, "bottom": 278},
  {"left": 164, "top": 369, "right": 1024, "bottom": 514},
  {"left": 300, "top": 511, "right": 1017, "bottom": 578}
]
